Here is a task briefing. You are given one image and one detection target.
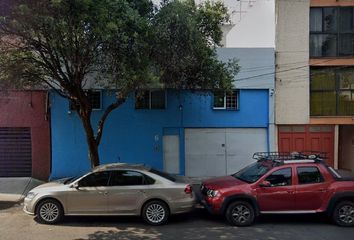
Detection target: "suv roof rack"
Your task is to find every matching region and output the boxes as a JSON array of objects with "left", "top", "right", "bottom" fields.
[{"left": 253, "top": 151, "right": 327, "bottom": 164}]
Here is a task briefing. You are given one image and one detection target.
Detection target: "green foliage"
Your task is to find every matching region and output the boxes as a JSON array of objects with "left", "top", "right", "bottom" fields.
[
  {"left": 0, "top": 0, "right": 238, "bottom": 94},
  {"left": 0, "top": 0, "right": 239, "bottom": 166},
  {"left": 151, "top": 0, "right": 238, "bottom": 90}
]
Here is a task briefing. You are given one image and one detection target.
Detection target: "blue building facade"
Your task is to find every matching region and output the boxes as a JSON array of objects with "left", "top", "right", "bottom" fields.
[{"left": 50, "top": 48, "right": 275, "bottom": 179}]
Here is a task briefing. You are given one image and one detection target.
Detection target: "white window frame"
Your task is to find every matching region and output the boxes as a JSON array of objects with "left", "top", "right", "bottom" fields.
[{"left": 213, "top": 90, "right": 239, "bottom": 110}]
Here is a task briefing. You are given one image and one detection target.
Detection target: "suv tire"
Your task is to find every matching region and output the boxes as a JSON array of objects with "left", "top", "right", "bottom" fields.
[
  {"left": 332, "top": 201, "right": 354, "bottom": 227},
  {"left": 226, "top": 201, "right": 255, "bottom": 226},
  {"left": 142, "top": 200, "right": 169, "bottom": 226}
]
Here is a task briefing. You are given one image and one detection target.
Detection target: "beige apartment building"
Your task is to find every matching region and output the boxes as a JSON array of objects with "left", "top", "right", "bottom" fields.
[{"left": 275, "top": 0, "right": 354, "bottom": 171}]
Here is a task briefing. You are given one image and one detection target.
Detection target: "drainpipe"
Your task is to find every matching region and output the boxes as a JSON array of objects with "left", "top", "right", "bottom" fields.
[{"left": 334, "top": 125, "right": 339, "bottom": 169}]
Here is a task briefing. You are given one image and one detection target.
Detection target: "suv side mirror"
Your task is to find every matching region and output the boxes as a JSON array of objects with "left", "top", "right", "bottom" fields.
[{"left": 259, "top": 180, "right": 271, "bottom": 187}]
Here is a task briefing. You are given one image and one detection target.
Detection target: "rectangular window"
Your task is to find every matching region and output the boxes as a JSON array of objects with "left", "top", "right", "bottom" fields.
[
  {"left": 265, "top": 168, "right": 292, "bottom": 187},
  {"left": 310, "top": 67, "right": 354, "bottom": 116},
  {"left": 213, "top": 90, "right": 239, "bottom": 110},
  {"left": 135, "top": 90, "right": 166, "bottom": 109},
  {"left": 310, "top": 7, "right": 354, "bottom": 57},
  {"left": 69, "top": 90, "right": 102, "bottom": 111},
  {"left": 297, "top": 167, "right": 324, "bottom": 185}
]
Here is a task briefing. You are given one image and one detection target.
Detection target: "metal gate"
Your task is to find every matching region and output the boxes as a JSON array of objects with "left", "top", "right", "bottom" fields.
[
  {"left": 185, "top": 128, "right": 268, "bottom": 177},
  {"left": 278, "top": 125, "right": 334, "bottom": 167},
  {"left": 0, "top": 127, "right": 32, "bottom": 177}
]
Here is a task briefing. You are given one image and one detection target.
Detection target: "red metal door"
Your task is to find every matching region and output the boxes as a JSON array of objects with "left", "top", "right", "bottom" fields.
[{"left": 278, "top": 125, "right": 334, "bottom": 167}]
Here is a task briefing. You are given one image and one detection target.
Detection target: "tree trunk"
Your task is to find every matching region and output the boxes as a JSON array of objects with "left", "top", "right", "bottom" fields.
[
  {"left": 79, "top": 111, "right": 100, "bottom": 168},
  {"left": 77, "top": 96, "right": 126, "bottom": 169}
]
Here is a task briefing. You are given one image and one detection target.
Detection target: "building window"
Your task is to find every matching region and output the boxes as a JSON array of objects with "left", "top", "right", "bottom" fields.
[
  {"left": 310, "top": 7, "right": 354, "bottom": 57},
  {"left": 69, "top": 90, "right": 102, "bottom": 111},
  {"left": 310, "top": 68, "right": 354, "bottom": 116},
  {"left": 213, "top": 90, "right": 239, "bottom": 110},
  {"left": 135, "top": 90, "right": 166, "bottom": 109}
]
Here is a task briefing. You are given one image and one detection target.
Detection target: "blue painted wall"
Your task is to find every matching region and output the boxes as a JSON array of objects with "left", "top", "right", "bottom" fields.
[{"left": 50, "top": 89, "right": 269, "bottom": 179}]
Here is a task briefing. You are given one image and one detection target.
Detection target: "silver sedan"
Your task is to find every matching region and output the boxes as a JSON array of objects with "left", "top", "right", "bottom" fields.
[{"left": 23, "top": 163, "right": 195, "bottom": 225}]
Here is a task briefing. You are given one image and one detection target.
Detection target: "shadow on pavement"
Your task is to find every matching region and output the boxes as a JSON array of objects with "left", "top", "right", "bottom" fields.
[
  {"left": 47, "top": 209, "right": 336, "bottom": 240},
  {"left": 70, "top": 213, "right": 335, "bottom": 240},
  {"left": 0, "top": 201, "right": 20, "bottom": 210}
]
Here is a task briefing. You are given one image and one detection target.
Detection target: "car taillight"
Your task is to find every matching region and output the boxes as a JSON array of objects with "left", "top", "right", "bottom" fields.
[{"left": 184, "top": 184, "right": 192, "bottom": 194}]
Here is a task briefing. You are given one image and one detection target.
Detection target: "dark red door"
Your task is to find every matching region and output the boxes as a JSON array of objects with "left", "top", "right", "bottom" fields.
[
  {"left": 294, "top": 166, "right": 329, "bottom": 211},
  {"left": 256, "top": 168, "right": 296, "bottom": 212},
  {"left": 278, "top": 125, "right": 334, "bottom": 167}
]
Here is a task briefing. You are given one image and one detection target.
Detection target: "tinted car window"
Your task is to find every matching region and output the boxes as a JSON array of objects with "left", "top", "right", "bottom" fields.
[
  {"left": 297, "top": 167, "right": 324, "bottom": 184},
  {"left": 79, "top": 171, "right": 110, "bottom": 187},
  {"left": 110, "top": 170, "right": 154, "bottom": 186},
  {"left": 266, "top": 168, "right": 292, "bottom": 187},
  {"left": 149, "top": 168, "right": 176, "bottom": 182},
  {"left": 233, "top": 161, "right": 276, "bottom": 183}
]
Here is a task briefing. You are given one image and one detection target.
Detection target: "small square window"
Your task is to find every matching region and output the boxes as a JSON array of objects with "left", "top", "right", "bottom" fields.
[
  {"left": 135, "top": 90, "right": 150, "bottom": 109},
  {"left": 87, "top": 91, "right": 102, "bottom": 110},
  {"left": 135, "top": 90, "right": 166, "bottom": 109},
  {"left": 213, "top": 91, "right": 225, "bottom": 108},
  {"left": 69, "top": 90, "right": 102, "bottom": 111},
  {"left": 213, "top": 90, "right": 239, "bottom": 110},
  {"left": 151, "top": 90, "right": 166, "bottom": 109}
]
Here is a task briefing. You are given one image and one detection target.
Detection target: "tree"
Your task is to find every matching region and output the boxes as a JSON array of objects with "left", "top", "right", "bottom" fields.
[{"left": 0, "top": 0, "right": 239, "bottom": 168}]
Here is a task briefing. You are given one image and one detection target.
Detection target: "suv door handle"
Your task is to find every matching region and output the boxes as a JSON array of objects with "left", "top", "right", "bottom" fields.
[
  {"left": 99, "top": 191, "right": 108, "bottom": 195},
  {"left": 287, "top": 190, "right": 295, "bottom": 194}
]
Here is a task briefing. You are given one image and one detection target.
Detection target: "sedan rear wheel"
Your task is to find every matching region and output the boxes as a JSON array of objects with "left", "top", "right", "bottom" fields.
[
  {"left": 36, "top": 199, "right": 63, "bottom": 224},
  {"left": 142, "top": 200, "right": 169, "bottom": 225}
]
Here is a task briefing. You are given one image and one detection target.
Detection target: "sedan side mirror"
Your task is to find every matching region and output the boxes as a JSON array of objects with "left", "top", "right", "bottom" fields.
[
  {"left": 71, "top": 182, "right": 80, "bottom": 189},
  {"left": 259, "top": 180, "right": 271, "bottom": 187}
]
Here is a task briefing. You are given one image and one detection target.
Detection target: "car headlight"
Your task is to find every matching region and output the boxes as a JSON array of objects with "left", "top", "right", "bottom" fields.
[
  {"left": 206, "top": 189, "right": 219, "bottom": 198},
  {"left": 25, "top": 192, "right": 37, "bottom": 200}
]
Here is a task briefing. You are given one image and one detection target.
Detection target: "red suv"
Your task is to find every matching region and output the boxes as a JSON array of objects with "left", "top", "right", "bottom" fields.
[{"left": 196, "top": 152, "right": 354, "bottom": 227}]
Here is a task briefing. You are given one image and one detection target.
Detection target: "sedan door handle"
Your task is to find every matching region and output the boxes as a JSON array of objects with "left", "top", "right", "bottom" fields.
[
  {"left": 318, "top": 189, "right": 327, "bottom": 192},
  {"left": 287, "top": 190, "right": 295, "bottom": 194},
  {"left": 99, "top": 191, "right": 108, "bottom": 195}
]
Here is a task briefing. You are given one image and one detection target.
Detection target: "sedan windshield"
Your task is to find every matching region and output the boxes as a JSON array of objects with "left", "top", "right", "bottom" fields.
[
  {"left": 63, "top": 176, "right": 81, "bottom": 185},
  {"left": 233, "top": 161, "right": 275, "bottom": 183}
]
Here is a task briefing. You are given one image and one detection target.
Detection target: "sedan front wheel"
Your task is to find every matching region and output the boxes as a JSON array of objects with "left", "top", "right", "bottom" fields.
[{"left": 36, "top": 199, "right": 63, "bottom": 224}]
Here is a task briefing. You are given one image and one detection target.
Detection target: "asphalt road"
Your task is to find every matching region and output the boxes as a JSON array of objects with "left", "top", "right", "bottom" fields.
[{"left": 1, "top": 202, "right": 354, "bottom": 240}]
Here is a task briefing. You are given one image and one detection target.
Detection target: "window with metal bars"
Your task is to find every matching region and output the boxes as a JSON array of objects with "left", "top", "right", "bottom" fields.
[{"left": 213, "top": 90, "right": 239, "bottom": 110}]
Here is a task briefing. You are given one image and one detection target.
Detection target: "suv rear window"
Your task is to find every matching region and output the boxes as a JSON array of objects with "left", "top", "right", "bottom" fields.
[
  {"left": 149, "top": 168, "right": 176, "bottom": 182},
  {"left": 297, "top": 167, "right": 324, "bottom": 184}
]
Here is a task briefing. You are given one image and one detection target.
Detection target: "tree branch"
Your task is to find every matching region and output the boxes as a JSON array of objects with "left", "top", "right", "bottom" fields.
[{"left": 95, "top": 96, "right": 126, "bottom": 145}]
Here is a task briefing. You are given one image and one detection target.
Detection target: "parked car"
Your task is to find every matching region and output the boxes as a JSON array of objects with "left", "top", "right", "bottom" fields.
[
  {"left": 195, "top": 152, "right": 354, "bottom": 227},
  {"left": 23, "top": 163, "right": 195, "bottom": 225}
]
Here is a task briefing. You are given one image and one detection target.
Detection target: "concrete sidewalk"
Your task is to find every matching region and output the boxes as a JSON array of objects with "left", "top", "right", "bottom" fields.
[{"left": 0, "top": 177, "right": 45, "bottom": 202}]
